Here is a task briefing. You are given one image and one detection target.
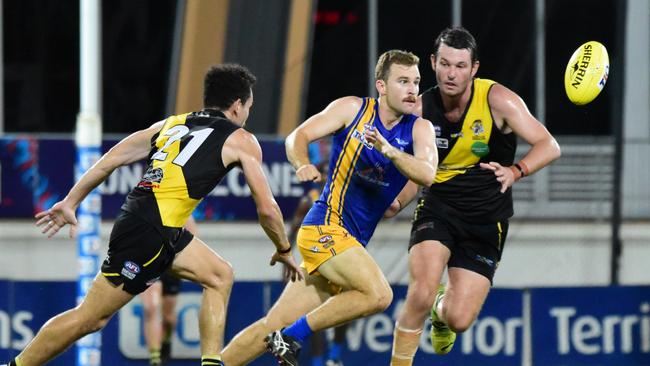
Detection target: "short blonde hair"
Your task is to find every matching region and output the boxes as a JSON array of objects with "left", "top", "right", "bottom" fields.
[{"left": 375, "top": 50, "right": 420, "bottom": 81}]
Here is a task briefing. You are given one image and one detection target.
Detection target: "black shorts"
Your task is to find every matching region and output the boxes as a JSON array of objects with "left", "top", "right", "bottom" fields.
[
  {"left": 161, "top": 272, "right": 182, "bottom": 295},
  {"left": 409, "top": 198, "right": 508, "bottom": 283},
  {"left": 101, "top": 210, "right": 193, "bottom": 295}
]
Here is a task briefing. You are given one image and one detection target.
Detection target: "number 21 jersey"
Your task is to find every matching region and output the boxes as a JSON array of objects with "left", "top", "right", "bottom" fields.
[{"left": 122, "top": 109, "right": 240, "bottom": 228}]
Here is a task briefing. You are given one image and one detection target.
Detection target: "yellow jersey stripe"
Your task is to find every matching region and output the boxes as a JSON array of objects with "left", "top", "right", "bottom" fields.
[
  {"left": 436, "top": 79, "right": 496, "bottom": 183},
  {"left": 326, "top": 98, "right": 373, "bottom": 223},
  {"left": 152, "top": 113, "right": 198, "bottom": 227},
  {"left": 333, "top": 105, "right": 376, "bottom": 223}
]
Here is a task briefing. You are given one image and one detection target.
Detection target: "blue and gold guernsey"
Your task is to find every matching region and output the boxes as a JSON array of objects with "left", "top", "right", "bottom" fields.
[{"left": 302, "top": 98, "right": 417, "bottom": 246}]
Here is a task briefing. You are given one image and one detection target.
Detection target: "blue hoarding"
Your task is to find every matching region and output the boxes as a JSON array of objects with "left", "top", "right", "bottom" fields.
[
  {"left": 2, "top": 281, "right": 649, "bottom": 365},
  {"left": 0, "top": 136, "right": 307, "bottom": 220},
  {"left": 531, "top": 286, "right": 650, "bottom": 365}
]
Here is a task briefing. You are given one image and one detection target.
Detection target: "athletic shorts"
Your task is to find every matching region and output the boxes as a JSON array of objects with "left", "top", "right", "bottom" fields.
[
  {"left": 101, "top": 210, "right": 193, "bottom": 295},
  {"left": 297, "top": 224, "right": 364, "bottom": 274},
  {"left": 161, "top": 272, "right": 182, "bottom": 295},
  {"left": 409, "top": 198, "right": 508, "bottom": 283}
]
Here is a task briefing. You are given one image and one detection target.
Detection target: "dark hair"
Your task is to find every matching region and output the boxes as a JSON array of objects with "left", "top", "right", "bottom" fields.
[
  {"left": 375, "top": 50, "right": 420, "bottom": 81},
  {"left": 433, "top": 27, "right": 479, "bottom": 63},
  {"left": 203, "top": 64, "right": 257, "bottom": 109}
]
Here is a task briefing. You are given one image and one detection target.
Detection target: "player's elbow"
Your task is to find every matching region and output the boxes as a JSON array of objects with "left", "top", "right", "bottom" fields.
[
  {"left": 416, "top": 164, "right": 436, "bottom": 187},
  {"left": 550, "top": 138, "right": 562, "bottom": 161},
  {"left": 285, "top": 129, "right": 299, "bottom": 151},
  {"left": 285, "top": 129, "right": 308, "bottom": 154}
]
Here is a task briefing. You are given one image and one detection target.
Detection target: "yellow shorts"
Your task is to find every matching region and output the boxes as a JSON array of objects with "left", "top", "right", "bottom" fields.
[{"left": 297, "top": 224, "right": 363, "bottom": 274}]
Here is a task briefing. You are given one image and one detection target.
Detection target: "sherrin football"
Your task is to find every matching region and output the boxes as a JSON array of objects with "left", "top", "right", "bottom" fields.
[{"left": 564, "top": 41, "right": 609, "bottom": 105}]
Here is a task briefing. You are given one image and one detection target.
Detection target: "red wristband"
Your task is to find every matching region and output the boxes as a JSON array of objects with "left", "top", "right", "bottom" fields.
[
  {"left": 516, "top": 161, "right": 530, "bottom": 176},
  {"left": 509, "top": 165, "right": 523, "bottom": 181}
]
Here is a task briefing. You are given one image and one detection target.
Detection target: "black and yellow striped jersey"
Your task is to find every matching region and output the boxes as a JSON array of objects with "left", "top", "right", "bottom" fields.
[
  {"left": 122, "top": 109, "right": 240, "bottom": 228},
  {"left": 421, "top": 78, "right": 516, "bottom": 222}
]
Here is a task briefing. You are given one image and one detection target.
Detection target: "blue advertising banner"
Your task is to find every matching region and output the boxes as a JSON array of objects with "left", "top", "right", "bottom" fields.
[
  {"left": 1, "top": 280, "right": 525, "bottom": 366},
  {"left": 0, "top": 137, "right": 308, "bottom": 220},
  {"left": 0, "top": 280, "right": 283, "bottom": 366},
  {"left": 531, "top": 286, "right": 650, "bottom": 365},
  {"left": 3, "top": 281, "right": 650, "bottom": 365},
  {"left": 342, "top": 287, "right": 524, "bottom": 366}
]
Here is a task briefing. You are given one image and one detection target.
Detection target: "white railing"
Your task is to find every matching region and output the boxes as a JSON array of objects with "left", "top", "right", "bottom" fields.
[{"left": 514, "top": 137, "right": 615, "bottom": 219}]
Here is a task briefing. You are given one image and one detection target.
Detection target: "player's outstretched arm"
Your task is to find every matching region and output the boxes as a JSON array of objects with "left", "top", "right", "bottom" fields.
[
  {"left": 286, "top": 96, "right": 362, "bottom": 182},
  {"left": 224, "top": 129, "right": 303, "bottom": 282},
  {"left": 480, "top": 84, "right": 561, "bottom": 193},
  {"left": 35, "top": 120, "right": 165, "bottom": 238}
]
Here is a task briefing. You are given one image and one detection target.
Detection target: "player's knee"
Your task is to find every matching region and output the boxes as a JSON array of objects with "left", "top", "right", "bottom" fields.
[
  {"left": 445, "top": 310, "right": 476, "bottom": 333},
  {"left": 377, "top": 287, "right": 393, "bottom": 311},
  {"left": 204, "top": 260, "right": 234, "bottom": 290},
  {"left": 142, "top": 301, "right": 157, "bottom": 319},
  {"left": 407, "top": 282, "right": 437, "bottom": 314},
  {"left": 163, "top": 313, "right": 177, "bottom": 329},
  {"left": 261, "top": 315, "right": 287, "bottom": 332},
  {"left": 368, "top": 284, "right": 393, "bottom": 314}
]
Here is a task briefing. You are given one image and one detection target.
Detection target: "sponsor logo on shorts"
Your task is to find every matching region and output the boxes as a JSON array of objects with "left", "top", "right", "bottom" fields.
[
  {"left": 121, "top": 261, "right": 141, "bottom": 280},
  {"left": 310, "top": 246, "right": 320, "bottom": 253},
  {"left": 474, "top": 254, "right": 495, "bottom": 268},
  {"left": 318, "top": 235, "right": 333, "bottom": 243}
]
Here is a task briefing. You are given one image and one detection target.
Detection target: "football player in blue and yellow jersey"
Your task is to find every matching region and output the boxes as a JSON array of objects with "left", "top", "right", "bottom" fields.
[
  {"left": 13, "top": 64, "right": 302, "bottom": 366},
  {"left": 390, "top": 27, "right": 561, "bottom": 365},
  {"left": 221, "top": 50, "right": 438, "bottom": 366}
]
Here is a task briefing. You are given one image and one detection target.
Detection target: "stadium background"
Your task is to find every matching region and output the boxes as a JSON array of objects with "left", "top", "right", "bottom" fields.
[{"left": 0, "top": 0, "right": 649, "bottom": 365}]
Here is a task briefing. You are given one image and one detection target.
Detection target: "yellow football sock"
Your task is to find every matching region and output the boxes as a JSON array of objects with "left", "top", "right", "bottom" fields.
[
  {"left": 149, "top": 348, "right": 161, "bottom": 365},
  {"left": 390, "top": 322, "right": 422, "bottom": 366},
  {"left": 201, "top": 354, "right": 223, "bottom": 366}
]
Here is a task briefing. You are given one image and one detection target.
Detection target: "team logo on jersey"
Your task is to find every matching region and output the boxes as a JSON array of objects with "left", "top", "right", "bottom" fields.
[
  {"left": 394, "top": 137, "right": 409, "bottom": 152},
  {"left": 471, "top": 120, "right": 486, "bottom": 140},
  {"left": 433, "top": 125, "right": 442, "bottom": 137},
  {"left": 352, "top": 123, "right": 375, "bottom": 150},
  {"left": 395, "top": 138, "right": 409, "bottom": 147},
  {"left": 138, "top": 166, "right": 164, "bottom": 189},
  {"left": 121, "top": 261, "right": 141, "bottom": 280},
  {"left": 356, "top": 163, "right": 389, "bottom": 187},
  {"left": 436, "top": 138, "right": 449, "bottom": 149}
]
